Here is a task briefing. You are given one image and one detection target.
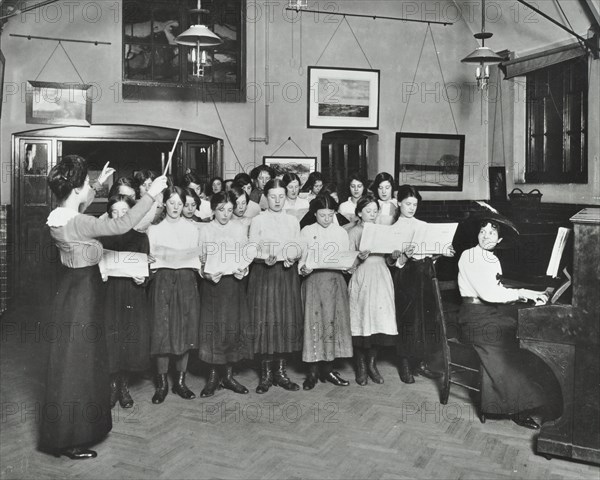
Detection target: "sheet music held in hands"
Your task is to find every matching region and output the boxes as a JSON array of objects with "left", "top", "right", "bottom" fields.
[
  {"left": 150, "top": 246, "right": 202, "bottom": 270},
  {"left": 99, "top": 250, "right": 149, "bottom": 280},
  {"left": 251, "top": 240, "right": 305, "bottom": 262},
  {"left": 305, "top": 247, "right": 359, "bottom": 271},
  {"left": 203, "top": 243, "right": 254, "bottom": 276},
  {"left": 359, "top": 222, "right": 458, "bottom": 255}
]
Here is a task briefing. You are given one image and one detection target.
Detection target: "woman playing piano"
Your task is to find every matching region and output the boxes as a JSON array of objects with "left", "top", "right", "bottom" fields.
[{"left": 457, "top": 214, "right": 560, "bottom": 429}]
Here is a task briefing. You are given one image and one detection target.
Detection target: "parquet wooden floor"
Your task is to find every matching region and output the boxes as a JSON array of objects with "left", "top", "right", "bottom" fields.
[{"left": 1, "top": 305, "right": 598, "bottom": 479}]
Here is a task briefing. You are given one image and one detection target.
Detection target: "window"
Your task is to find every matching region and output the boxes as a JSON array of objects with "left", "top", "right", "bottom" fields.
[
  {"left": 123, "top": 0, "right": 245, "bottom": 101},
  {"left": 525, "top": 57, "right": 587, "bottom": 183}
]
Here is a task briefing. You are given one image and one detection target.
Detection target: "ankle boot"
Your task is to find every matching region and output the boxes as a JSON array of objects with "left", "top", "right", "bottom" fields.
[
  {"left": 118, "top": 373, "right": 134, "bottom": 408},
  {"left": 355, "top": 348, "right": 368, "bottom": 386},
  {"left": 152, "top": 374, "right": 168, "bottom": 404},
  {"left": 399, "top": 357, "right": 415, "bottom": 384},
  {"left": 256, "top": 359, "right": 273, "bottom": 394},
  {"left": 303, "top": 363, "right": 319, "bottom": 390},
  {"left": 109, "top": 374, "right": 119, "bottom": 408},
  {"left": 221, "top": 365, "right": 249, "bottom": 394},
  {"left": 273, "top": 358, "right": 300, "bottom": 391},
  {"left": 200, "top": 366, "right": 221, "bottom": 397},
  {"left": 367, "top": 348, "right": 384, "bottom": 384},
  {"left": 319, "top": 361, "right": 350, "bottom": 386},
  {"left": 172, "top": 371, "right": 196, "bottom": 399}
]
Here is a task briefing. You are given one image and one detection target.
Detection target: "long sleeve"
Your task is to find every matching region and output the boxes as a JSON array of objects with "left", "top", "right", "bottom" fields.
[
  {"left": 458, "top": 247, "right": 521, "bottom": 303},
  {"left": 73, "top": 195, "right": 154, "bottom": 239}
]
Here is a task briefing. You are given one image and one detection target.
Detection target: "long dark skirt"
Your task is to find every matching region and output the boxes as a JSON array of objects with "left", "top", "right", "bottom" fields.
[
  {"left": 458, "top": 302, "right": 558, "bottom": 415},
  {"left": 301, "top": 271, "right": 352, "bottom": 362},
  {"left": 199, "top": 275, "right": 253, "bottom": 364},
  {"left": 392, "top": 257, "right": 441, "bottom": 362},
  {"left": 247, "top": 261, "right": 303, "bottom": 355},
  {"left": 105, "top": 277, "right": 150, "bottom": 373},
  {"left": 149, "top": 269, "right": 200, "bottom": 356},
  {"left": 352, "top": 334, "right": 397, "bottom": 349},
  {"left": 40, "top": 266, "right": 112, "bottom": 451}
]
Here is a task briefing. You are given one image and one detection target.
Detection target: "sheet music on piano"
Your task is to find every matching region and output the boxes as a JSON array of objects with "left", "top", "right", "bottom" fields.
[{"left": 546, "top": 227, "right": 570, "bottom": 278}]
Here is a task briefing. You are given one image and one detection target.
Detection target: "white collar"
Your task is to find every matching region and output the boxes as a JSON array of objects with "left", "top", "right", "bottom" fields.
[{"left": 47, "top": 207, "right": 79, "bottom": 227}]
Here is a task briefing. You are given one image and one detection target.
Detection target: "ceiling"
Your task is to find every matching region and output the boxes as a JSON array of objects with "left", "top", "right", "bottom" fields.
[{"left": 1, "top": 0, "right": 599, "bottom": 55}]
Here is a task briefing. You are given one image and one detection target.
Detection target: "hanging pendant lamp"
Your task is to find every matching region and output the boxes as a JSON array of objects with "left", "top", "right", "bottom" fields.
[
  {"left": 175, "top": 1, "right": 223, "bottom": 77},
  {"left": 461, "top": 0, "right": 502, "bottom": 89}
]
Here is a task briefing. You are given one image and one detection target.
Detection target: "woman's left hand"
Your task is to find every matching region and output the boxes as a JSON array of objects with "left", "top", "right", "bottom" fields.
[
  {"left": 97, "top": 162, "right": 116, "bottom": 185},
  {"left": 357, "top": 250, "right": 370, "bottom": 261},
  {"left": 132, "top": 276, "right": 145, "bottom": 285},
  {"left": 443, "top": 246, "right": 456, "bottom": 257},
  {"left": 233, "top": 267, "right": 248, "bottom": 280}
]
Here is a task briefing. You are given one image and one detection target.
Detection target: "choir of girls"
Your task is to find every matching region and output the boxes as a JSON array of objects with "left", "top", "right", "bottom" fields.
[{"left": 43, "top": 157, "right": 556, "bottom": 460}]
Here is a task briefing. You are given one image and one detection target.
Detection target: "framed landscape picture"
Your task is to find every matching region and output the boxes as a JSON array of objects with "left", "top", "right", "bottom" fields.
[
  {"left": 307, "top": 67, "right": 380, "bottom": 129},
  {"left": 25, "top": 81, "right": 92, "bottom": 126},
  {"left": 395, "top": 132, "right": 465, "bottom": 191},
  {"left": 263, "top": 156, "right": 317, "bottom": 187}
]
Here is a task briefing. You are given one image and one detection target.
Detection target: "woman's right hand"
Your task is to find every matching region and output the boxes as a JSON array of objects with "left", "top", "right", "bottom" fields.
[
  {"left": 300, "top": 265, "right": 313, "bottom": 276},
  {"left": 391, "top": 250, "right": 402, "bottom": 260},
  {"left": 146, "top": 175, "right": 168, "bottom": 199},
  {"left": 404, "top": 244, "right": 416, "bottom": 258},
  {"left": 357, "top": 250, "right": 370, "bottom": 261},
  {"left": 204, "top": 271, "right": 223, "bottom": 284},
  {"left": 265, "top": 255, "right": 277, "bottom": 266}
]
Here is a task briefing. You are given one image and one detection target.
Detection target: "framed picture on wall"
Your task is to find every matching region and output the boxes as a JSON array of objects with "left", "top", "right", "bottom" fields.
[
  {"left": 307, "top": 67, "right": 380, "bottom": 129},
  {"left": 25, "top": 81, "right": 92, "bottom": 126},
  {"left": 263, "top": 156, "right": 317, "bottom": 187},
  {"left": 0, "top": 49, "right": 5, "bottom": 119},
  {"left": 395, "top": 132, "right": 465, "bottom": 191},
  {"left": 488, "top": 166, "right": 507, "bottom": 201}
]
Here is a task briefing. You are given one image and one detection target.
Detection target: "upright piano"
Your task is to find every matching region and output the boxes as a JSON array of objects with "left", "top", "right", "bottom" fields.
[{"left": 518, "top": 208, "right": 600, "bottom": 464}]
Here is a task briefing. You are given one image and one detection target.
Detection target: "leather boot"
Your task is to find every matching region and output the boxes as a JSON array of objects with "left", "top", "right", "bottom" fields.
[
  {"left": 399, "top": 357, "right": 415, "bottom": 384},
  {"left": 273, "top": 357, "right": 300, "bottom": 391},
  {"left": 319, "top": 361, "right": 350, "bottom": 386},
  {"left": 355, "top": 348, "right": 368, "bottom": 386},
  {"left": 221, "top": 365, "right": 249, "bottom": 394},
  {"left": 109, "top": 374, "right": 118, "bottom": 409},
  {"left": 172, "top": 371, "right": 196, "bottom": 399},
  {"left": 303, "top": 363, "right": 319, "bottom": 390},
  {"left": 118, "top": 373, "right": 134, "bottom": 408},
  {"left": 413, "top": 360, "right": 442, "bottom": 379},
  {"left": 152, "top": 374, "right": 168, "bottom": 404},
  {"left": 255, "top": 359, "right": 273, "bottom": 394},
  {"left": 200, "top": 366, "right": 221, "bottom": 397},
  {"left": 367, "top": 348, "right": 384, "bottom": 384}
]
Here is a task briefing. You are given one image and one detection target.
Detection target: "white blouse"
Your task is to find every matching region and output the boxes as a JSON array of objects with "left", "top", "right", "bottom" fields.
[
  {"left": 458, "top": 245, "right": 521, "bottom": 303},
  {"left": 299, "top": 222, "right": 350, "bottom": 271}
]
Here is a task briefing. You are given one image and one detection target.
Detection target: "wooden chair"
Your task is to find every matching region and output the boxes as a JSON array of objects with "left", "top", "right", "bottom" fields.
[{"left": 433, "top": 277, "right": 486, "bottom": 423}]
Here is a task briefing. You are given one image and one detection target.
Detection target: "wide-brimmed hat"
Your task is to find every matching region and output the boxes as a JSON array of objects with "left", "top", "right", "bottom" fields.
[{"left": 454, "top": 211, "right": 519, "bottom": 251}]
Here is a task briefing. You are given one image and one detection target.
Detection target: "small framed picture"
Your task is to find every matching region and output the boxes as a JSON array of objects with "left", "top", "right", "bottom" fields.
[
  {"left": 489, "top": 166, "right": 507, "bottom": 201},
  {"left": 307, "top": 66, "right": 380, "bottom": 129},
  {"left": 263, "top": 156, "right": 317, "bottom": 187},
  {"left": 26, "top": 81, "right": 92, "bottom": 126}
]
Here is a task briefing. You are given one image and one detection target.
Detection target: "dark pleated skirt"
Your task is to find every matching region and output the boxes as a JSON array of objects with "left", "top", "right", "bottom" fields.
[
  {"left": 301, "top": 271, "right": 353, "bottom": 362},
  {"left": 199, "top": 275, "right": 253, "bottom": 364},
  {"left": 149, "top": 269, "right": 200, "bottom": 356},
  {"left": 392, "top": 258, "right": 442, "bottom": 361},
  {"left": 458, "top": 303, "right": 558, "bottom": 415},
  {"left": 40, "top": 266, "right": 112, "bottom": 451},
  {"left": 247, "top": 262, "right": 303, "bottom": 355},
  {"left": 104, "top": 277, "right": 150, "bottom": 373}
]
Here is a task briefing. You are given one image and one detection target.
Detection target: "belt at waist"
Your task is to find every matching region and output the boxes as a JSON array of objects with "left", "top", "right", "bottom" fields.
[{"left": 462, "top": 297, "right": 483, "bottom": 305}]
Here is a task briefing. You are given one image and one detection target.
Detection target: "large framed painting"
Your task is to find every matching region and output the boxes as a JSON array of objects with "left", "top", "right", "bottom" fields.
[
  {"left": 395, "top": 132, "right": 465, "bottom": 191},
  {"left": 263, "top": 156, "right": 317, "bottom": 187},
  {"left": 307, "top": 67, "right": 380, "bottom": 129},
  {"left": 25, "top": 81, "right": 92, "bottom": 126}
]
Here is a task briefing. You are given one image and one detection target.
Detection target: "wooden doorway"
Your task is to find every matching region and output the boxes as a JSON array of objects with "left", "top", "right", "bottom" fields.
[{"left": 11, "top": 124, "right": 222, "bottom": 304}]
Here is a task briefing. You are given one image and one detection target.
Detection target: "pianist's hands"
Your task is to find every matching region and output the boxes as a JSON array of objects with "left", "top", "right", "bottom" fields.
[{"left": 519, "top": 288, "right": 549, "bottom": 305}]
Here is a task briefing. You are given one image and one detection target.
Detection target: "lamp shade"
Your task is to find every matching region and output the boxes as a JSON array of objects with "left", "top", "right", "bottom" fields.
[
  {"left": 461, "top": 46, "right": 503, "bottom": 64},
  {"left": 175, "top": 24, "right": 223, "bottom": 47}
]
